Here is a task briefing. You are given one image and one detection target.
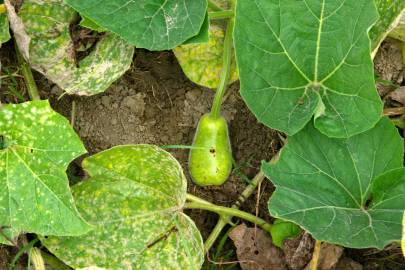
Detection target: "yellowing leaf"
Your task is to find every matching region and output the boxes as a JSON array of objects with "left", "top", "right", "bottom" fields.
[
  {"left": 42, "top": 145, "right": 204, "bottom": 270},
  {"left": 0, "top": 101, "right": 90, "bottom": 244}
]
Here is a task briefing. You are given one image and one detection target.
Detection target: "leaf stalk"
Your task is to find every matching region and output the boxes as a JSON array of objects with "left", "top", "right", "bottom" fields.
[
  {"left": 184, "top": 201, "right": 272, "bottom": 233},
  {"left": 15, "top": 43, "right": 40, "bottom": 101},
  {"left": 210, "top": 18, "right": 234, "bottom": 119}
]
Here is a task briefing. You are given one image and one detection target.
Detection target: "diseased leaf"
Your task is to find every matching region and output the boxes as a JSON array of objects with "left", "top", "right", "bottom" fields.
[
  {"left": 389, "top": 13, "right": 405, "bottom": 42},
  {"left": 0, "top": 101, "right": 90, "bottom": 244},
  {"left": 174, "top": 22, "right": 238, "bottom": 89},
  {"left": 235, "top": 0, "right": 383, "bottom": 138},
  {"left": 42, "top": 145, "right": 204, "bottom": 270},
  {"left": 263, "top": 118, "right": 405, "bottom": 248},
  {"left": 15, "top": 0, "right": 134, "bottom": 96},
  {"left": 370, "top": 0, "right": 405, "bottom": 53},
  {"left": 64, "top": 0, "right": 207, "bottom": 51}
]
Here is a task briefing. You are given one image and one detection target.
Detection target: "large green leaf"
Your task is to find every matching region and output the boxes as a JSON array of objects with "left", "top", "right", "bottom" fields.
[
  {"left": 15, "top": 0, "right": 134, "bottom": 96},
  {"left": 0, "top": 101, "right": 90, "bottom": 244},
  {"left": 370, "top": 0, "right": 405, "bottom": 52},
  {"left": 42, "top": 145, "right": 204, "bottom": 270},
  {"left": 263, "top": 118, "right": 405, "bottom": 249},
  {"left": 235, "top": 0, "right": 383, "bottom": 138},
  {"left": 64, "top": 0, "right": 207, "bottom": 51}
]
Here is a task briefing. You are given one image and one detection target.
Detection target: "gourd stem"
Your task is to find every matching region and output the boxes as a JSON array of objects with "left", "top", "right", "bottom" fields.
[
  {"left": 184, "top": 202, "right": 272, "bottom": 233},
  {"left": 186, "top": 193, "right": 213, "bottom": 205},
  {"left": 210, "top": 18, "right": 234, "bottom": 119},
  {"left": 208, "top": 0, "right": 223, "bottom": 11},
  {"left": 209, "top": 10, "right": 234, "bottom": 20},
  {"left": 30, "top": 248, "right": 46, "bottom": 270},
  {"left": 309, "top": 240, "right": 322, "bottom": 270},
  {"left": 15, "top": 42, "right": 40, "bottom": 101},
  {"left": 199, "top": 170, "right": 266, "bottom": 252},
  {"left": 0, "top": 4, "right": 5, "bottom": 13}
]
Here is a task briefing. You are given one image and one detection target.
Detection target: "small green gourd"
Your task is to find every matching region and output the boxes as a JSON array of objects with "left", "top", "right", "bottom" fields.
[{"left": 189, "top": 113, "right": 232, "bottom": 186}]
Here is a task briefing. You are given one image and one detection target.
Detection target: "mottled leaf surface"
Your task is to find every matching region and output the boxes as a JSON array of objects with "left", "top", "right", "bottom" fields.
[
  {"left": 65, "top": 0, "right": 207, "bottom": 51},
  {"left": 0, "top": 13, "right": 10, "bottom": 45},
  {"left": 235, "top": 0, "right": 382, "bottom": 137},
  {"left": 0, "top": 101, "right": 90, "bottom": 244},
  {"left": 263, "top": 118, "right": 405, "bottom": 248},
  {"left": 16, "top": 0, "right": 134, "bottom": 95},
  {"left": 370, "top": 0, "right": 405, "bottom": 52},
  {"left": 42, "top": 145, "right": 204, "bottom": 270},
  {"left": 174, "top": 22, "right": 238, "bottom": 89},
  {"left": 389, "top": 13, "right": 405, "bottom": 42},
  {"left": 174, "top": 0, "right": 238, "bottom": 88}
]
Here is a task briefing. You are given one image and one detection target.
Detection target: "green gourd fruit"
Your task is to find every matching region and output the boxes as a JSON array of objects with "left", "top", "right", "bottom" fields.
[{"left": 189, "top": 113, "right": 232, "bottom": 186}]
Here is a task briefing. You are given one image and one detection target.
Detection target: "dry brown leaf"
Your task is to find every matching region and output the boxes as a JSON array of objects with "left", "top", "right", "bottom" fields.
[
  {"left": 283, "top": 231, "right": 315, "bottom": 270},
  {"left": 229, "top": 223, "right": 287, "bottom": 270}
]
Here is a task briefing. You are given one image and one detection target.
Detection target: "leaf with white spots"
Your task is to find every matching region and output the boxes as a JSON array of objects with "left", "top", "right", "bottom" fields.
[
  {"left": 14, "top": 0, "right": 134, "bottom": 96},
  {"left": 42, "top": 145, "right": 204, "bottom": 270},
  {"left": 0, "top": 100, "right": 90, "bottom": 245},
  {"left": 64, "top": 0, "right": 207, "bottom": 51},
  {"left": 369, "top": 0, "right": 405, "bottom": 53},
  {"left": 263, "top": 118, "right": 405, "bottom": 248},
  {"left": 235, "top": 0, "right": 383, "bottom": 138}
]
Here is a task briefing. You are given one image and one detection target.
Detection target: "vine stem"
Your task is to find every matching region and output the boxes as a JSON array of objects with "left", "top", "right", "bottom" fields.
[
  {"left": 209, "top": 10, "right": 234, "bottom": 20},
  {"left": 210, "top": 17, "right": 234, "bottom": 119},
  {"left": 15, "top": 42, "right": 40, "bottom": 101},
  {"left": 184, "top": 202, "right": 272, "bottom": 232},
  {"left": 208, "top": 0, "right": 223, "bottom": 11},
  {"left": 309, "top": 240, "right": 322, "bottom": 270},
  {"left": 186, "top": 171, "right": 267, "bottom": 252}
]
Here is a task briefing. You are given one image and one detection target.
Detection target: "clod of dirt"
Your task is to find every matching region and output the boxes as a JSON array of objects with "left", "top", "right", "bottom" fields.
[
  {"left": 283, "top": 232, "right": 315, "bottom": 270},
  {"left": 335, "top": 257, "right": 363, "bottom": 270},
  {"left": 374, "top": 39, "right": 404, "bottom": 84},
  {"left": 303, "top": 243, "right": 344, "bottom": 270},
  {"left": 229, "top": 223, "right": 287, "bottom": 270}
]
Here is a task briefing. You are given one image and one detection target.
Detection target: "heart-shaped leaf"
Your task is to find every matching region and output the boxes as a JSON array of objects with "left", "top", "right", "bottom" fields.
[
  {"left": 64, "top": 0, "right": 207, "bottom": 51},
  {"left": 15, "top": 0, "right": 134, "bottom": 96},
  {"left": 0, "top": 101, "right": 90, "bottom": 244},
  {"left": 235, "top": 0, "right": 383, "bottom": 138},
  {"left": 370, "top": 0, "right": 405, "bottom": 53},
  {"left": 263, "top": 118, "right": 405, "bottom": 248},
  {"left": 42, "top": 145, "right": 204, "bottom": 270}
]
